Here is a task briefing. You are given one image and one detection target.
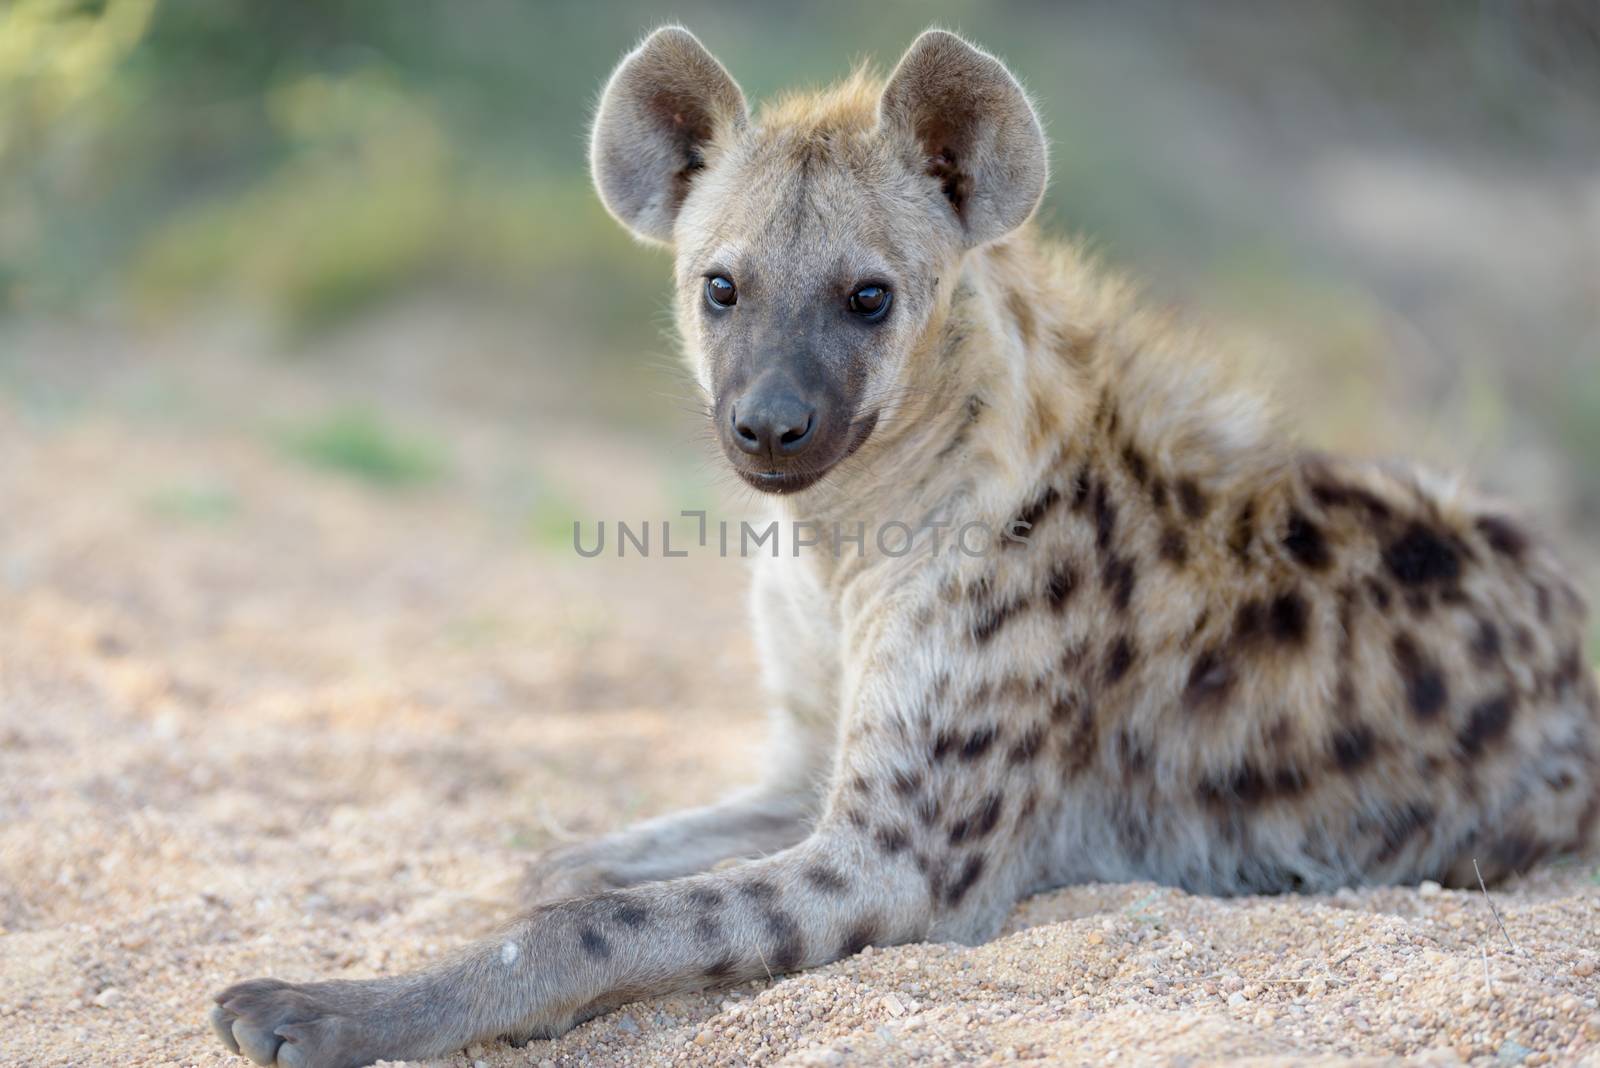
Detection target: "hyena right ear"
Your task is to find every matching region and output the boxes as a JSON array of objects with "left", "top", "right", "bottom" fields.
[
  {"left": 880, "top": 30, "right": 1047, "bottom": 248},
  {"left": 590, "top": 27, "right": 749, "bottom": 245}
]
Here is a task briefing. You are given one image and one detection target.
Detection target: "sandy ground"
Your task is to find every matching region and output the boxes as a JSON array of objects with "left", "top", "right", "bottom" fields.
[{"left": 1, "top": 322, "right": 1598, "bottom": 1067}]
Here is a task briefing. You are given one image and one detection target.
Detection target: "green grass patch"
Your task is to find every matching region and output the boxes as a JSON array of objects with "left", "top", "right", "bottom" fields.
[
  {"left": 282, "top": 409, "right": 447, "bottom": 488},
  {"left": 145, "top": 483, "right": 240, "bottom": 523},
  {"left": 527, "top": 474, "right": 586, "bottom": 553}
]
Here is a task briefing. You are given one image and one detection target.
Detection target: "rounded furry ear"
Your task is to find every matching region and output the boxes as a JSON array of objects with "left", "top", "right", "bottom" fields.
[
  {"left": 879, "top": 30, "right": 1047, "bottom": 248},
  {"left": 590, "top": 27, "right": 748, "bottom": 245}
]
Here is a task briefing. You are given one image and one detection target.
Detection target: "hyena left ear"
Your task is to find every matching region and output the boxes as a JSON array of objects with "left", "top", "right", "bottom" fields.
[
  {"left": 879, "top": 30, "right": 1047, "bottom": 248},
  {"left": 591, "top": 27, "right": 749, "bottom": 245}
]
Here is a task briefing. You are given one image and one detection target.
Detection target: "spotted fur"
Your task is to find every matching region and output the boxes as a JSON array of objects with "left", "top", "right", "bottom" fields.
[{"left": 208, "top": 27, "right": 1599, "bottom": 1068}]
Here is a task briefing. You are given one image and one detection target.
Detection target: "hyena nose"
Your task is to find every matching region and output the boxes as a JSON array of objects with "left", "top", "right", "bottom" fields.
[{"left": 732, "top": 394, "right": 817, "bottom": 458}]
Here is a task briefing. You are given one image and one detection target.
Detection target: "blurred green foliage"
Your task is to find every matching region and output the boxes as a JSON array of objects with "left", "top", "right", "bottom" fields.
[
  {"left": 6, "top": 0, "right": 1595, "bottom": 338},
  {"left": 282, "top": 409, "right": 448, "bottom": 488},
  {"left": 145, "top": 482, "right": 240, "bottom": 522}
]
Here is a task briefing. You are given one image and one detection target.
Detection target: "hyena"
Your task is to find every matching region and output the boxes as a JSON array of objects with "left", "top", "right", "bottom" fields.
[{"left": 210, "top": 27, "right": 1599, "bottom": 1068}]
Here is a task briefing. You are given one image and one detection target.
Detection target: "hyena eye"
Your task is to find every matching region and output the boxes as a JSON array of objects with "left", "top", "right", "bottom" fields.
[
  {"left": 848, "top": 285, "right": 892, "bottom": 321},
  {"left": 705, "top": 275, "right": 737, "bottom": 309}
]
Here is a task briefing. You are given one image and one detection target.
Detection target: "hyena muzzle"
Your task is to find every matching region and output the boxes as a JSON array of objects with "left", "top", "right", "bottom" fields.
[{"left": 209, "top": 26, "right": 1600, "bottom": 1068}]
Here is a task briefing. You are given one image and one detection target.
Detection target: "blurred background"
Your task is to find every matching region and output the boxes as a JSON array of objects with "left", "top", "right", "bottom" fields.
[{"left": 1, "top": 0, "right": 1597, "bottom": 642}]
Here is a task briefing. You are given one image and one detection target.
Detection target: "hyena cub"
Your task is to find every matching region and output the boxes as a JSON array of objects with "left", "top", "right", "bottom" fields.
[{"left": 210, "top": 27, "right": 1599, "bottom": 1068}]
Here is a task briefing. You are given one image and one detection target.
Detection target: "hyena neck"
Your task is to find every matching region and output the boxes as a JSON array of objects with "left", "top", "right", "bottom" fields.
[{"left": 781, "top": 227, "right": 1293, "bottom": 595}]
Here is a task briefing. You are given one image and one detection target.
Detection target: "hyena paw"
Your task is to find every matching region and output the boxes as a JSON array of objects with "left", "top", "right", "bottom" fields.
[{"left": 209, "top": 979, "right": 379, "bottom": 1068}]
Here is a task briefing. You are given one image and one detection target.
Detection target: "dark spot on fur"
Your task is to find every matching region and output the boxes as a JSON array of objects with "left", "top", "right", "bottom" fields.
[
  {"left": 1269, "top": 589, "right": 1311, "bottom": 646},
  {"left": 1384, "top": 522, "right": 1462, "bottom": 587},
  {"left": 1012, "top": 485, "right": 1061, "bottom": 540},
  {"left": 1045, "top": 562, "right": 1078, "bottom": 611},
  {"left": 703, "top": 954, "right": 737, "bottom": 980},
  {"left": 932, "top": 729, "right": 956, "bottom": 762},
  {"left": 1121, "top": 444, "right": 1149, "bottom": 486},
  {"left": 1093, "top": 482, "right": 1118, "bottom": 552},
  {"left": 579, "top": 926, "right": 611, "bottom": 959},
  {"left": 875, "top": 826, "right": 909, "bottom": 855},
  {"left": 972, "top": 597, "right": 1026, "bottom": 645},
  {"left": 1203, "top": 760, "right": 1307, "bottom": 806},
  {"left": 1151, "top": 477, "right": 1169, "bottom": 511},
  {"left": 1458, "top": 693, "right": 1516, "bottom": 757},
  {"left": 763, "top": 909, "right": 803, "bottom": 971},
  {"left": 1101, "top": 554, "right": 1137, "bottom": 612},
  {"left": 947, "top": 793, "right": 1002, "bottom": 846},
  {"left": 839, "top": 923, "right": 878, "bottom": 958},
  {"left": 1071, "top": 466, "right": 1093, "bottom": 511},
  {"left": 1330, "top": 724, "right": 1376, "bottom": 772},
  {"left": 891, "top": 769, "right": 923, "bottom": 798},
  {"left": 1158, "top": 527, "right": 1189, "bottom": 566},
  {"left": 1185, "top": 649, "right": 1234, "bottom": 710},
  {"left": 1475, "top": 515, "right": 1528, "bottom": 560},
  {"left": 1283, "top": 510, "right": 1332, "bottom": 570},
  {"left": 1018, "top": 788, "right": 1039, "bottom": 824},
  {"left": 1471, "top": 618, "right": 1502, "bottom": 664},
  {"left": 1366, "top": 578, "right": 1393, "bottom": 611},
  {"left": 1229, "top": 500, "right": 1256, "bottom": 561},
  {"left": 1104, "top": 634, "right": 1137, "bottom": 685},
  {"left": 1513, "top": 624, "right": 1535, "bottom": 655},
  {"left": 688, "top": 886, "right": 724, "bottom": 910},
  {"left": 1057, "top": 701, "right": 1099, "bottom": 777},
  {"left": 1008, "top": 724, "right": 1046, "bottom": 765},
  {"left": 611, "top": 900, "right": 651, "bottom": 928},
  {"left": 803, "top": 865, "right": 849, "bottom": 895},
  {"left": 945, "top": 854, "right": 986, "bottom": 906},
  {"left": 1309, "top": 478, "right": 1386, "bottom": 517},
  {"left": 694, "top": 913, "right": 724, "bottom": 946},
  {"left": 1405, "top": 589, "right": 1432, "bottom": 616},
  {"left": 1177, "top": 478, "right": 1209, "bottom": 520},
  {"left": 1234, "top": 598, "right": 1265, "bottom": 641},
  {"left": 739, "top": 879, "right": 777, "bottom": 902},
  {"left": 1114, "top": 727, "right": 1150, "bottom": 779},
  {"left": 1392, "top": 635, "right": 1448, "bottom": 721},
  {"left": 957, "top": 726, "right": 996, "bottom": 762}
]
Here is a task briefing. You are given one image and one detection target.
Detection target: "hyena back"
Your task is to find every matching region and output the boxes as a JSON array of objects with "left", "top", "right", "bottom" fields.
[{"left": 209, "top": 27, "right": 1599, "bottom": 1068}]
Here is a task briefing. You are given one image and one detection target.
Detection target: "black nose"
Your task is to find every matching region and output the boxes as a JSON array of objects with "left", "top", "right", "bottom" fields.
[{"left": 731, "top": 393, "right": 817, "bottom": 458}]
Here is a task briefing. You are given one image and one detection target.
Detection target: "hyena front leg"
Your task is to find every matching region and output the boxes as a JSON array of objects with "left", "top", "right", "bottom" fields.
[
  {"left": 209, "top": 637, "right": 1028, "bottom": 1068},
  {"left": 522, "top": 556, "right": 840, "bottom": 903}
]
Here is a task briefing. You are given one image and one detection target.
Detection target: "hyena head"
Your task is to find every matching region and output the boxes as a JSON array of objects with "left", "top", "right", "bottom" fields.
[{"left": 591, "top": 27, "right": 1047, "bottom": 494}]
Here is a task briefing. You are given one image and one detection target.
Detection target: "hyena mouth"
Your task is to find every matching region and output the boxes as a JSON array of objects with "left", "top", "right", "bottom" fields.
[{"left": 735, "top": 410, "right": 879, "bottom": 495}]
